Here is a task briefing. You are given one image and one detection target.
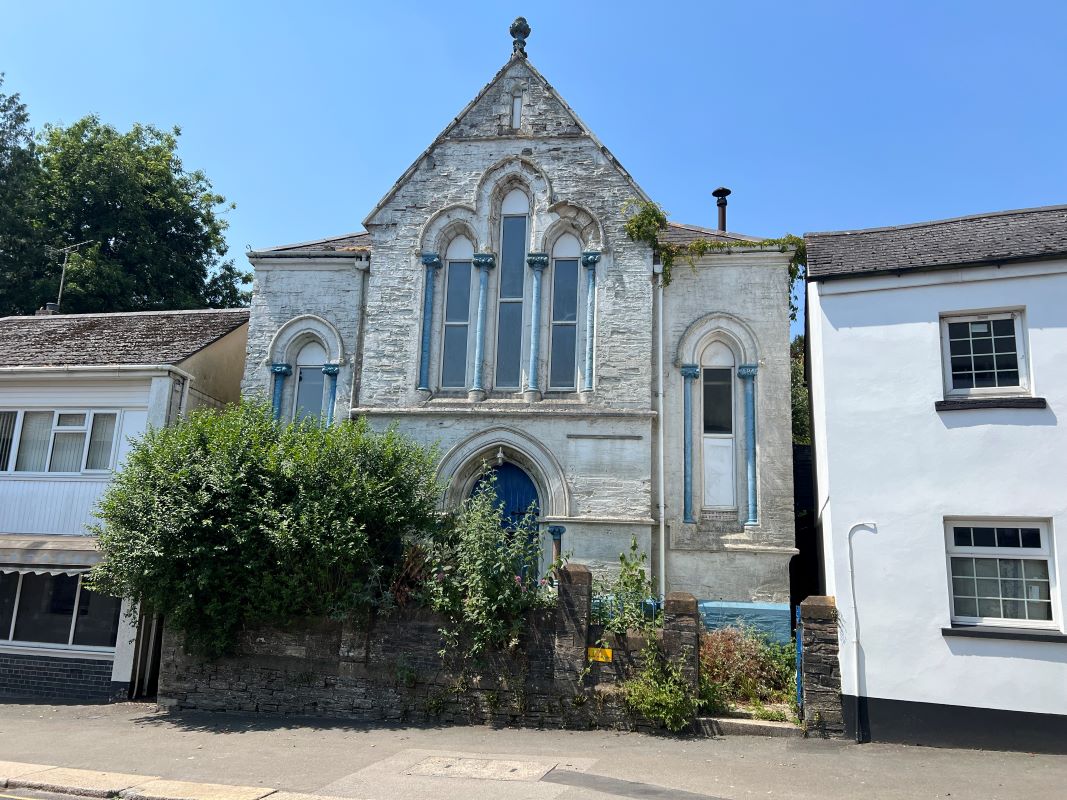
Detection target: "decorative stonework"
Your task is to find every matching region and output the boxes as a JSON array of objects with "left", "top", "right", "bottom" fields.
[{"left": 510, "top": 17, "right": 531, "bottom": 57}]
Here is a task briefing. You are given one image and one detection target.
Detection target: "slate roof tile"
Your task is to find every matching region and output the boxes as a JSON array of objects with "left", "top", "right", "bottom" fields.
[{"left": 0, "top": 308, "right": 250, "bottom": 368}]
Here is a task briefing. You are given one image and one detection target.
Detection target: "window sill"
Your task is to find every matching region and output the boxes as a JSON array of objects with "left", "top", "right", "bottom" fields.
[
  {"left": 942, "top": 624, "right": 1067, "bottom": 643},
  {"left": 935, "top": 397, "right": 1047, "bottom": 412}
]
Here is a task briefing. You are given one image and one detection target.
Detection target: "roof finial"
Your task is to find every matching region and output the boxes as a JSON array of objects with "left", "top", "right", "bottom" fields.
[{"left": 510, "top": 17, "right": 530, "bottom": 57}]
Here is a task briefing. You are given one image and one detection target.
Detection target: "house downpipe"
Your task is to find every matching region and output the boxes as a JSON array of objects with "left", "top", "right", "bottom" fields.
[{"left": 654, "top": 261, "right": 667, "bottom": 601}]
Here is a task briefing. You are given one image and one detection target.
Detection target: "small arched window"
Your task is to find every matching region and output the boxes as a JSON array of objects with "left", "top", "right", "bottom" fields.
[
  {"left": 441, "top": 236, "right": 475, "bottom": 389},
  {"left": 294, "top": 340, "right": 327, "bottom": 421},
  {"left": 495, "top": 188, "right": 530, "bottom": 390},
  {"left": 548, "top": 233, "right": 581, "bottom": 390},
  {"left": 701, "top": 340, "right": 737, "bottom": 508}
]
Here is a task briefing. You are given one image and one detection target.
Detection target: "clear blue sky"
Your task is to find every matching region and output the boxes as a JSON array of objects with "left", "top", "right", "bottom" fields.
[{"left": 5, "top": 1, "right": 1067, "bottom": 335}]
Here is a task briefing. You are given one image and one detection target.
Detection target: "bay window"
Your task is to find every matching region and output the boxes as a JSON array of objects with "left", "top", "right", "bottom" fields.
[{"left": 0, "top": 409, "right": 120, "bottom": 474}]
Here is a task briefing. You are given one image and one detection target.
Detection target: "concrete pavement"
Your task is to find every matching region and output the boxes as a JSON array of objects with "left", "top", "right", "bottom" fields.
[{"left": 0, "top": 701, "right": 1063, "bottom": 799}]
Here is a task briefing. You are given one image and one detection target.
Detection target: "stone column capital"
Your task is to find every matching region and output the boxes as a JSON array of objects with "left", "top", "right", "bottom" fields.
[
  {"left": 321, "top": 364, "right": 340, "bottom": 377},
  {"left": 473, "top": 253, "right": 496, "bottom": 270},
  {"left": 581, "top": 251, "right": 601, "bottom": 269},
  {"left": 680, "top": 364, "right": 700, "bottom": 380},
  {"left": 270, "top": 363, "right": 292, "bottom": 377},
  {"left": 738, "top": 364, "right": 758, "bottom": 379},
  {"left": 420, "top": 252, "right": 442, "bottom": 269},
  {"left": 526, "top": 253, "right": 549, "bottom": 271}
]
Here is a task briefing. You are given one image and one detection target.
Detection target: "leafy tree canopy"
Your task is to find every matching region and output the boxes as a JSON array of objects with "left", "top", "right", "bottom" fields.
[{"left": 0, "top": 75, "right": 248, "bottom": 316}]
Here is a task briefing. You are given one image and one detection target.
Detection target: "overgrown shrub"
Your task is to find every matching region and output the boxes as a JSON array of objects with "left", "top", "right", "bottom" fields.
[
  {"left": 89, "top": 402, "right": 441, "bottom": 657},
  {"left": 621, "top": 642, "right": 696, "bottom": 733},
  {"left": 425, "top": 472, "right": 555, "bottom": 659},
  {"left": 592, "top": 536, "right": 660, "bottom": 636},
  {"left": 698, "top": 625, "right": 795, "bottom": 712}
]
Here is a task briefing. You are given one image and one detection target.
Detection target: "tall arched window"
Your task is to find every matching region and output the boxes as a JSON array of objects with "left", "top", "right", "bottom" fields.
[
  {"left": 495, "top": 188, "right": 529, "bottom": 390},
  {"left": 441, "top": 236, "right": 475, "bottom": 389},
  {"left": 548, "top": 233, "right": 581, "bottom": 390},
  {"left": 294, "top": 340, "right": 327, "bottom": 421},
  {"left": 701, "top": 340, "right": 736, "bottom": 508}
]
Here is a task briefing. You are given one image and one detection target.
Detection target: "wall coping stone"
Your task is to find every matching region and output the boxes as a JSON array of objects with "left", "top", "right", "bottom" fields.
[{"left": 800, "top": 595, "right": 837, "bottom": 621}]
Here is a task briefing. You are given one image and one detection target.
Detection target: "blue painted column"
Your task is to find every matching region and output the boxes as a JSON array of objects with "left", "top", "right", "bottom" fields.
[
  {"left": 469, "top": 253, "right": 496, "bottom": 401},
  {"left": 738, "top": 363, "right": 759, "bottom": 525},
  {"left": 417, "top": 253, "right": 442, "bottom": 393},
  {"left": 525, "top": 253, "right": 549, "bottom": 400},
  {"left": 681, "top": 364, "right": 700, "bottom": 523},
  {"left": 270, "top": 363, "right": 292, "bottom": 421},
  {"left": 321, "top": 364, "right": 340, "bottom": 425},
  {"left": 581, "top": 251, "right": 600, "bottom": 393}
]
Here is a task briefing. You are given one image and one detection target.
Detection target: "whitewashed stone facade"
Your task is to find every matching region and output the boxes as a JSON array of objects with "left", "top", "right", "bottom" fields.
[{"left": 243, "top": 22, "right": 795, "bottom": 632}]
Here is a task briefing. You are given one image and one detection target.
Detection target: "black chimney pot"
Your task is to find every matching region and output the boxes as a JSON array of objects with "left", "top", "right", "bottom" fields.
[{"left": 712, "top": 187, "right": 731, "bottom": 232}]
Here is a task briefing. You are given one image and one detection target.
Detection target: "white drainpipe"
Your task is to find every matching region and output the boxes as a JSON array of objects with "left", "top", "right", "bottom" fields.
[{"left": 654, "top": 262, "right": 667, "bottom": 600}]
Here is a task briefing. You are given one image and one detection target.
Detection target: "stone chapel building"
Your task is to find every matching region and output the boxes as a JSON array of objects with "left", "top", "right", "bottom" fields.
[{"left": 242, "top": 19, "right": 796, "bottom": 633}]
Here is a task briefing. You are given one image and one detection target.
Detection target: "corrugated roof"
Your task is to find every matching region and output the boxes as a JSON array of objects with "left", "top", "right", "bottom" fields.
[
  {"left": 0, "top": 308, "right": 249, "bottom": 368},
  {"left": 806, "top": 205, "right": 1067, "bottom": 280}
]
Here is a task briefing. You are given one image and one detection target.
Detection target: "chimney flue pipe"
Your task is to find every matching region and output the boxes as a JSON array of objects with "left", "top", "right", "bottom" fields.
[{"left": 713, "top": 186, "right": 731, "bottom": 232}]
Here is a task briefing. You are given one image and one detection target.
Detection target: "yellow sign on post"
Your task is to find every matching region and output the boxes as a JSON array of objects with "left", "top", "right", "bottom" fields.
[{"left": 587, "top": 646, "right": 613, "bottom": 663}]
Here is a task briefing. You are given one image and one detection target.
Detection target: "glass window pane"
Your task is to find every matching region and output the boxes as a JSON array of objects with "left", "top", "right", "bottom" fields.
[
  {"left": 948, "top": 338, "right": 971, "bottom": 356},
  {"left": 971, "top": 337, "right": 993, "bottom": 354},
  {"left": 948, "top": 322, "right": 969, "bottom": 340},
  {"left": 996, "top": 528, "right": 1021, "bottom": 548},
  {"left": 951, "top": 577, "right": 976, "bottom": 597},
  {"left": 950, "top": 557, "right": 974, "bottom": 577},
  {"left": 974, "top": 558, "right": 998, "bottom": 577},
  {"left": 445, "top": 262, "right": 472, "bottom": 322},
  {"left": 996, "top": 370, "right": 1019, "bottom": 386},
  {"left": 953, "top": 597, "right": 977, "bottom": 617},
  {"left": 442, "top": 326, "right": 469, "bottom": 388},
  {"left": 972, "top": 528, "right": 996, "bottom": 547},
  {"left": 995, "top": 353, "right": 1018, "bottom": 371},
  {"left": 969, "top": 321, "right": 990, "bottom": 336},
  {"left": 991, "top": 319, "right": 1014, "bottom": 336},
  {"left": 952, "top": 373, "right": 974, "bottom": 389},
  {"left": 0, "top": 411, "right": 16, "bottom": 470},
  {"left": 56, "top": 413, "right": 85, "bottom": 427},
  {"left": 998, "top": 559, "right": 1023, "bottom": 579},
  {"left": 972, "top": 354, "right": 995, "bottom": 372},
  {"left": 977, "top": 598, "right": 1002, "bottom": 617},
  {"left": 1025, "top": 580, "right": 1050, "bottom": 601},
  {"left": 15, "top": 411, "right": 52, "bottom": 471},
  {"left": 1023, "top": 560, "right": 1049, "bottom": 580},
  {"left": 13, "top": 573, "right": 78, "bottom": 644},
  {"left": 549, "top": 325, "right": 577, "bottom": 388},
  {"left": 495, "top": 302, "right": 523, "bottom": 388},
  {"left": 703, "top": 368, "right": 733, "bottom": 435},
  {"left": 0, "top": 573, "right": 17, "bottom": 639},
  {"left": 85, "top": 413, "right": 117, "bottom": 470},
  {"left": 975, "top": 578, "right": 1000, "bottom": 597},
  {"left": 295, "top": 366, "right": 325, "bottom": 421},
  {"left": 1001, "top": 579, "right": 1023, "bottom": 599},
  {"left": 1020, "top": 528, "right": 1041, "bottom": 548},
  {"left": 500, "top": 216, "right": 527, "bottom": 299},
  {"left": 551, "top": 260, "right": 579, "bottom": 323},
  {"left": 952, "top": 527, "right": 972, "bottom": 547},
  {"left": 1002, "top": 599, "right": 1026, "bottom": 619},
  {"left": 973, "top": 372, "right": 996, "bottom": 387},
  {"left": 1026, "top": 601, "right": 1052, "bottom": 621},
  {"left": 49, "top": 431, "right": 86, "bottom": 472},
  {"left": 72, "top": 587, "right": 121, "bottom": 647}
]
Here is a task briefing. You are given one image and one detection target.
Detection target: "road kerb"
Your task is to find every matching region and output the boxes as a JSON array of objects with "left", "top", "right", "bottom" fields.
[
  {"left": 0, "top": 761, "right": 55, "bottom": 787},
  {"left": 10, "top": 767, "right": 155, "bottom": 798},
  {"left": 122, "top": 779, "right": 275, "bottom": 800}
]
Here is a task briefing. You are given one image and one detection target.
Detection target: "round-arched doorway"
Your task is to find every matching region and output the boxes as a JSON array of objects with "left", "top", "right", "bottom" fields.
[{"left": 471, "top": 462, "right": 540, "bottom": 530}]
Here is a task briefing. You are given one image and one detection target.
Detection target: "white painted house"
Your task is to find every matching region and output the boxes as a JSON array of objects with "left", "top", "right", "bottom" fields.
[
  {"left": 806, "top": 205, "right": 1067, "bottom": 750},
  {"left": 0, "top": 307, "right": 249, "bottom": 700},
  {"left": 241, "top": 20, "right": 797, "bottom": 637}
]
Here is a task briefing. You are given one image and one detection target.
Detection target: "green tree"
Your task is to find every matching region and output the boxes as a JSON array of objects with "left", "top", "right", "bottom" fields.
[
  {"left": 791, "top": 334, "right": 811, "bottom": 445},
  {"left": 0, "top": 75, "right": 49, "bottom": 317},
  {"left": 33, "top": 116, "right": 248, "bottom": 313}
]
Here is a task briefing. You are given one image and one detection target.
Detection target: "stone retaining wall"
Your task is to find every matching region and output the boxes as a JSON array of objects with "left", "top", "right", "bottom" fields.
[
  {"left": 799, "top": 595, "right": 844, "bottom": 737},
  {"left": 159, "top": 565, "right": 700, "bottom": 732}
]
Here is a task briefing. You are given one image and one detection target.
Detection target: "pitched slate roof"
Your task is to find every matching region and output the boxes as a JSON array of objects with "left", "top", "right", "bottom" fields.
[
  {"left": 0, "top": 308, "right": 249, "bottom": 368},
  {"left": 806, "top": 205, "right": 1067, "bottom": 280},
  {"left": 252, "top": 222, "right": 756, "bottom": 256}
]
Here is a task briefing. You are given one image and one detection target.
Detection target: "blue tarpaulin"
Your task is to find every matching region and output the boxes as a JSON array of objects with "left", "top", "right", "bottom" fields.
[{"left": 698, "top": 600, "right": 792, "bottom": 643}]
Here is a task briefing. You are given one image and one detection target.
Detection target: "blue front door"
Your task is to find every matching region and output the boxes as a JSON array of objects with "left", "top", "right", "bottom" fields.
[{"left": 472, "top": 462, "right": 539, "bottom": 530}]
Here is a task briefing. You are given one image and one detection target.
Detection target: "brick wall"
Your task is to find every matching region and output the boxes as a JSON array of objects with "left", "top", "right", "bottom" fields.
[
  {"left": 799, "top": 595, "right": 844, "bottom": 737},
  {"left": 159, "top": 565, "right": 700, "bottom": 732},
  {"left": 0, "top": 651, "right": 126, "bottom": 702}
]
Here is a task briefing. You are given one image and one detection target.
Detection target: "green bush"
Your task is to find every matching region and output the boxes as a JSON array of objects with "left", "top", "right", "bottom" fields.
[
  {"left": 621, "top": 643, "right": 696, "bottom": 733},
  {"left": 698, "top": 624, "right": 796, "bottom": 711},
  {"left": 425, "top": 471, "right": 555, "bottom": 659},
  {"left": 591, "top": 536, "right": 660, "bottom": 636},
  {"left": 88, "top": 403, "right": 441, "bottom": 657}
]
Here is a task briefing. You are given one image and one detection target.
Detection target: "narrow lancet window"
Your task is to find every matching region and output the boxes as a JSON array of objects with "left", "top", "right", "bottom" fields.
[
  {"left": 442, "top": 236, "right": 474, "bottom": 388},
  {"left": 549, "top": 234, "right": 581, "bottom": 389},
  {"left": 495, "top": 189, "right": 529, "bottom": 389},
  {"left": 511, "top": 95, "right": 522, "bottom": 129},
  {"left": 294, "top": 340, "right": 327, "bottom": 421}
]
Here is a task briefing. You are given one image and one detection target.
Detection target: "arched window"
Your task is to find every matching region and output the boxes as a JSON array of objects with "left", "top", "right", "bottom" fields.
[
  {"left": 441, "top": 236, "right": 475, "bottom": 389},
  {"left": 548, "top": 233, "right": 581, "bottom": 390},
  {"left": 701, "top": 340, "right": 736, "bottom": 509},
  {"left": 294, "top": 340, "right": 327, "bottom": 421},
  {"left": 495, "top": 188, "right": 529, "bottom": 390}
]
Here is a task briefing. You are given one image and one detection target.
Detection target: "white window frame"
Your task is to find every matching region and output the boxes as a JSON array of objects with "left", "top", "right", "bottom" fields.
[
  {"left": 944, "top": 518, "right": 1058, "bottom": 631},
  {"left": 0, "top": 408, "right": 121, "bottom": 475},
  {"left": 939, "top": 309, "right": 1030, "bottom": 398},
  {"left": 0, "top": 571, "right": 118, "bottom": 653}
]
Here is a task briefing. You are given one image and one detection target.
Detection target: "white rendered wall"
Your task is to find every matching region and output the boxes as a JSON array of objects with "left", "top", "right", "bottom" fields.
[{"left": 809, "top": 258, "right": 1067, "bottom": 715}]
